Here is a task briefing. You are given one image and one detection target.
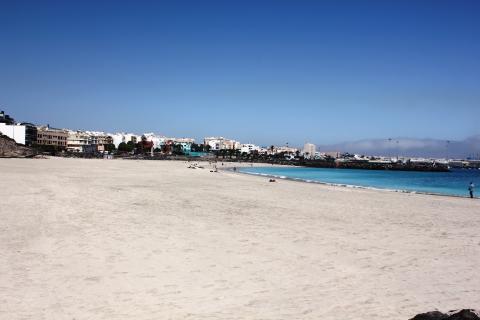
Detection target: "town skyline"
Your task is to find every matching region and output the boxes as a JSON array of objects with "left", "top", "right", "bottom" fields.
[{"left": 2, "top": 109, "right": 479, "bottom": 159}]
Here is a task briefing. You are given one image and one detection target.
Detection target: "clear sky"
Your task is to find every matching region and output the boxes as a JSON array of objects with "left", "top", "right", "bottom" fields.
[{"left": 1, "top": 0, "right": 479, "bottom": 146}]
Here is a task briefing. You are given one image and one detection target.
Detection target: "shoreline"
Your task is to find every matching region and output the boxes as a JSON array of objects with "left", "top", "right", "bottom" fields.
[
  {"left": 4, "top": 157, "right": 477, "bottom": 200},
  {"left": 225, "top": 166, "right": 478, "bottom": 200}
]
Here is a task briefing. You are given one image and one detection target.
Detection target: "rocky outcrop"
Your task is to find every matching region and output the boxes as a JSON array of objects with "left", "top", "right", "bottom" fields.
[
  {"left": 411, "top": 311, "right": 448, "bottom": 320},
  {"left": 0, "top": 133, "right": 35, "bottom": 158},
  {"left": 411, "top": 310, "right": 480, "bottom": 320}
]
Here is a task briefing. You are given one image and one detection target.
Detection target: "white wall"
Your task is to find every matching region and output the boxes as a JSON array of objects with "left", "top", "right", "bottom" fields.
[
  {"left": 0, "top": 123, "right": 26, "bottom": 145},
  {"left": 206, "top": 139, "right": 221, "bottom": 150}
]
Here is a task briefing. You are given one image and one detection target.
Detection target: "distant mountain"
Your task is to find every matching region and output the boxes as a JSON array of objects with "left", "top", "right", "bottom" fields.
[{"left": 318, "top": 135, "right": 480, "bottom": 159}]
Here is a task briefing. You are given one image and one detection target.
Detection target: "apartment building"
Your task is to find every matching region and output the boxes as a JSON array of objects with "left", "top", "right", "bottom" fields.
[
  {"left": 36, "top": 125, "right": 68, "bottom": 149},
  {"left": 93, "top": 135, "right": 114, "bottom": 152},
  {"left": 204, "top": 137, "right": 240, "bottom": 150},
  {"left": 303, "top": 143, "right": 316, "bottom": 158},
  {"left": 67, "top": 131, "right": 91, "bottom": 152}
]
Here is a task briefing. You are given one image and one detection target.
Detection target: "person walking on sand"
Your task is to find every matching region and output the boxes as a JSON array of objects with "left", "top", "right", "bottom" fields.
[{"left": 468, "top": 182, "right": 475, "bottom": 198}]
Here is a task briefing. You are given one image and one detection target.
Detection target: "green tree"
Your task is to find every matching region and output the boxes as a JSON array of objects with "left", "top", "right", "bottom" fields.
[
  {"left": 126, "top": 141, "right": 135, "bottom": 152},
  {"left": 118, "top": 141, "right": 134, "bottom": 153},
  {"left": 172, "top": 143, "right": 184, "bottom": 155},
  {"left": 104, "top": 143, "right": 116, "bottom": 153},
  {"left": 220, "top": 149, "right": 226, "bottom": 159},
  {"left": 191, "top": 143, "right": 200, "bottom": 152},
  {"left": 118, "top": 142, "right": 128, "bottom": 152}
]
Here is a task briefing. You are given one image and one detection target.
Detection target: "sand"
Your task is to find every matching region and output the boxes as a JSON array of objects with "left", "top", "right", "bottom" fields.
[{"left": 1, "top": 157, "right": 479, "bottom": 319}]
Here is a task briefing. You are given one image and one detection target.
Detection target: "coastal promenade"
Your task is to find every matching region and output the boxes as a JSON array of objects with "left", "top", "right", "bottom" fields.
[{"left": 1, "top": 158, "right": 479, "bottom": 319}]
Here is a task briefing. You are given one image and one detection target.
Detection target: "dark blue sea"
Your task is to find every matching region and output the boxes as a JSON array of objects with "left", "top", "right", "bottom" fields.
[{"left": 239, "top": 166, "right": 479, "bottom": 198}]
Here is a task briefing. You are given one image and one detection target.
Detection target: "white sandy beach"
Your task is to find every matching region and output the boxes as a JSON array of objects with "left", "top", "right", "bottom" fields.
[{"left": 1, "top": 157, "right": 479, "bottom": 320}]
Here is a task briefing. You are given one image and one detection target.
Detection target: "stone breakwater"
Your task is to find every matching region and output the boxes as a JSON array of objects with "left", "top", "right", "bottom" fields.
[
  {"left": 207, "top": 158, "right": 450, "bottom": 172},
  {"left": 302, "top": 159, "right": 450, "bottom": 172}
]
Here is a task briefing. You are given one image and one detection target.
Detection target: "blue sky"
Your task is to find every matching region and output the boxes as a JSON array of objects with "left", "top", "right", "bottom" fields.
[{"left": 1, "top": 0, "right": 479, "bottom": 146}]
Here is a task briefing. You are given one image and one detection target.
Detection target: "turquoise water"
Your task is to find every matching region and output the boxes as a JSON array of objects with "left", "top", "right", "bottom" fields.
[{"left": 239, "top": 166, "right": 479, "bottom": 197}]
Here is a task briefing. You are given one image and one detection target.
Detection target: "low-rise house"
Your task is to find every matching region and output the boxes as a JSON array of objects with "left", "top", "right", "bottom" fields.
[
  {"left": 170, "top": 138, "right": 195, "bottom": 153},
  {"left": 177, "top": 142, "right": 192, "bottom": 153},
  {"left": 172, "top": 137, "right": 195, "bottom": 144},
  {"left": 320, "top": 151, "right": 340, "bottom": 159},
  {"left": 274, "top": 146, "right": 298, "bottom": 154},
  {"left": 240, "top": 143, "right": 261, "bottom": 154}
]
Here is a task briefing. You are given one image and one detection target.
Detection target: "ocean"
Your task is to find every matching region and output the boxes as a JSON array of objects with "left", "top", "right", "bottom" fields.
[{"left": 239, "top": 166, "right": 479, "bottom": 198}]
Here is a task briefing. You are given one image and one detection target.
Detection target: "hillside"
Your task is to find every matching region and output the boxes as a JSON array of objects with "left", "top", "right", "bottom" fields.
[{"left": 0, "top": 133, "right": 35, "bottom": 158}]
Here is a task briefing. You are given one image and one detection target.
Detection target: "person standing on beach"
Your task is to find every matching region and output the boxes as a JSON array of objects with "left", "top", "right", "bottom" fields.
[{"left": 468, "top": 182, "right": 475, "bottom": 198}]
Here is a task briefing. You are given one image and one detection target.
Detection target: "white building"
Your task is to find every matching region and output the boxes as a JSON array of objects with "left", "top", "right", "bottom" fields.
[
  {"left": 66, "top": 130, "right": 114, "bottom": 153},
  {"left": 171, "top": 137, "right": 195, "bottom": 144},
  {"left": 303, "top": 143, "right": 316, "bottom": 159},
  {"left": 204, "top": 137, "right": 240, "bottom": 150},
  {"left": 240, "top": 143, "right": 261, "bottom": 154},
  {"left": 0, "top": 122, "right": 37, "bottom": 146},
  {"left": 274, "top": 146, "right": 298, "bottom": 154},
  {"left": 109, "top": 132, "right": 142, "bottom": 148},
  {"left": 141, "top": 134, "right": 195, "bottom": 150},
  {"left": 67, "top": 131, "right": 93, "bottom": 152},
  {"left": 143, "top": 133, "right": 167, "bottom": 149},
  {"left": 110, "top": 133, "right": 125, "bottom": 148},
  {"left": 258, "top": 147, "right": 270, "bottom": 154}
]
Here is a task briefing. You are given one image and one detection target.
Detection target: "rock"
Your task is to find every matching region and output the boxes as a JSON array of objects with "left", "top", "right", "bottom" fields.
[
  {"left": 447, "top": 310, "right": 480, "bottom": 320},
  {"left": 410, "top": 311, "right": 448, "bottom": 320},
  {"left": 0, "top": 134, "right": 35, "bottom": 158},
  {"left": 410, "top": 310, "right": 480, "bottom": 320}
]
